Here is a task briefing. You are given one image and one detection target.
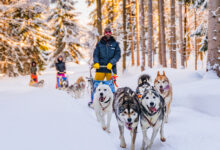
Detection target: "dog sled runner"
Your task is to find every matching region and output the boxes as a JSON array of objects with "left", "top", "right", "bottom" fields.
[{"left": 87, "top": 65, "right": 116, "bottom": 108}]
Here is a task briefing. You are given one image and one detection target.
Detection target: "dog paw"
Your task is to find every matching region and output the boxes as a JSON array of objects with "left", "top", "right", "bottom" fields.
[
  {"left": 105, "top": 128, "right": 111, "bottom": 133},
  {"left": 120, "top": 143, "right": 126, "bottom": 148},
  {"left": 102, "top": 126, "right": 107, "bottom": 131},
  {"left": 146, "top": 143, "right": 152, "bottom": 150},
  {"left": 161, "top": 137, "right": 166, "bottom": 142}
]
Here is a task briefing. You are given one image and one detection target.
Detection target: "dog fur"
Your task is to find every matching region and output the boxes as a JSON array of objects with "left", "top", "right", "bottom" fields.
[
  {"left": 67, "top": 76, "right": 86, "bottom": 98},
  {"left": 113, "top": 87, "right": 141, "bottom": 150},
  {"left": 139, "top": 89, "right": 166, "bottom": 150},
  {"left": 154, "top": 71, "right": 173, "bottom": 123},
  {"left": 93, "top": 82, "right": 114, "bottom": 132},
  {"left": 136, "top": 74, "right": 155, "bottom": 99}
]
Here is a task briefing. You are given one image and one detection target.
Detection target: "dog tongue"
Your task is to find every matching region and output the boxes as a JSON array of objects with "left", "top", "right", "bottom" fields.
[
  {"left": 99, "top": 97, "right": 105, "bottom": 102},
  {"left": 160, "top": 88, "right": 164, "bottom": 93},
  {"left": 150, "top": 107, "right": 157, "bottom": 113},
  {"left": 125, "top": 123, "right": 133, "bottom": 130}
]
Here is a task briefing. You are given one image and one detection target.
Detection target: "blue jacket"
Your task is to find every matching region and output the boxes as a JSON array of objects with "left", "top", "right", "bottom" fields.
[
  {"left": 56, "top": 61, "right": 66, "bottom": 73},
  {"left": 93, "top": 36, "right": 121, "bottom": 74}
]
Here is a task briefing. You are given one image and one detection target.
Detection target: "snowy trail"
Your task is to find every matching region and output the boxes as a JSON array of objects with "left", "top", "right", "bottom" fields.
[{"left": 1, "top": 63, "right": 220, "bottom": 150}]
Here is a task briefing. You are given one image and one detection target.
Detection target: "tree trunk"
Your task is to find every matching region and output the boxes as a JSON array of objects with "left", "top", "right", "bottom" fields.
[
  {"left": 136, "top": 0, "right": 140, "bottom": 66},
  {"left": 96, "top": 0, "right": 102, "bottom": 39},
  {"left": 158, "top": 0, "right": 167, "bottom": 67},
  {"left": 147, "top": 0, "right": 153, "bottom": 68},
  {"left": 207, "top": 0, "right": 220, "bottom": 77},
  {"left": 122, "top": 0, "right": 127, "bottom": 71},
  {"left": 140, "top": 0, "right": 146, "bottom": 71},
  {"left": 170, "top": 0, "right": 177, "bottom": 68},
  {"left": 194, "top": 9, "right": 198, "bottom": 70},
  {"left": 158, "top": 0, "right": 162, "bottom": 66},
  {"left": 179, "top": 0, "right": 184, "bottom": 68},
  {"left": 183, "top": 2, "right": 187, "bottom": 68},
  {"left": 128, "top": 0, "right": 135, "bottom": 66}
]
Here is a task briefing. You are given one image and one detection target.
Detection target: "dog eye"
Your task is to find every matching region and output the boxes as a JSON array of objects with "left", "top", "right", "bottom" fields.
[
  {"left": 98, "top": 89, "right": 101, "bottom": 91},
  {"left": 153, "top": 96, "right": 156, "bottom": 99},
  {"left": 146, "top": 97, "right": 149, "bottom": 99},
  {"left": 104, "top": 89, "right": 107, "bottom": 91}
]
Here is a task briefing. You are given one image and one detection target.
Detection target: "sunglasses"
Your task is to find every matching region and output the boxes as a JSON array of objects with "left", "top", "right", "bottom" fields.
[{"left": 104, "top": 31, "right": 112, "bottom": 35}]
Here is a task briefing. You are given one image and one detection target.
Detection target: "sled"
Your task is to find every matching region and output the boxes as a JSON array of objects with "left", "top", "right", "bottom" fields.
[
  {"left": 29, "top": 74, "right": 44, "bottom": 88},
  {"left": 87, "top": 65, "right": 116, "bottom": 108}
]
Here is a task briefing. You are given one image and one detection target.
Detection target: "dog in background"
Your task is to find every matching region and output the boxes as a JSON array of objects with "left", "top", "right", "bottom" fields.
[
  {"left": 154, "top": 71, "right": 173, "bottom": 123},
  {"left": 30, "top": 79, "right": 44, "bottom": 88},
  {"left": 113, "top": 87, "right": 141, "bottom": 150},
  {"left": 68, "top": 76, "right": 86, "bottom": 98},
  {"left": 136, "top": 74, "right": 155, "bottom": 99},
  {"left": 140, "top": 89, "right": 166, "bottom": 150},
  {"left": 93, "top": 83, "right": 113, "bottom": 132}
]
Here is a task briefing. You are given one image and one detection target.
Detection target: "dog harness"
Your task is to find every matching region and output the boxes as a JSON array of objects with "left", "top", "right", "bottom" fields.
[
  {"left": 141, "top": 105, "right": 162, "bottom": 127},
  {"left": 99, "top": 98, "right": 111, "bottom": 111}
]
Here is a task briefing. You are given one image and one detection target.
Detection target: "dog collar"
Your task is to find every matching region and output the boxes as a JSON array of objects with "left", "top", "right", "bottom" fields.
[{"left": 99, "top": 98, "right": 111, "bottom": 111}]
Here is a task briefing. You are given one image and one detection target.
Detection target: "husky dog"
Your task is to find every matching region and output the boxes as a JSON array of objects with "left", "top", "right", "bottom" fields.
[
  {"left": 136, "top": 74, "right": 155, "bottom": 99},
  {"left": 154, "top": 71, "right": 173, "bottom": 123},
  {"left": 93, "top": 83, "right": 114, "bottom": 132},
  {"left": 59, "top": 76, "right": 69, "bottom": 90},
  {"left": 68, "top": 77, "right": 86, "bottom": 98},
  {"left": 113, "top": 87, "right": 141, "bottom": 150},
  {"left": 140, "top": 89, "right": 166, "bottom": 150},
  {"left": 30, "top": 80, "right": 44, "bottom": 88}
]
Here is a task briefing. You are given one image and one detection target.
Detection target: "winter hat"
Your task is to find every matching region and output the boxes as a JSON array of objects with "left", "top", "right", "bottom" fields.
[
  {"left": 32, "top": 61, "right": 36, "bottom": 66},
  {"left": 104, "top": 27, "right": 111, "bottom": 33}
]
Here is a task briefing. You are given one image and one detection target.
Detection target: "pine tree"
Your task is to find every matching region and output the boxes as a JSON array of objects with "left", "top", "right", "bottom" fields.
[
  {"left": 122, "top": 0, "right": 127, "bottom": 71},
  {"left": 136, "top": 0, "right": 140, "bottom": 66},
  {"left": 207, "top": 0, "right": 220, "bottom": 77},
  {"left": 158, "top": 0, "right": 167, "bottom": 67},
  {"left": 140, "top": 0, "right": 146, "bottom": 71},
  {"left": 147, "top": 0, "right": 153, "bottom": 68},
  {"left": 170, "top": 0, "right": 177, "bottom": 68},
  {"left": 0, "top": 1, "right": 51, "bottom": 76},
  {"left": 48, "top": 0, "right": 83, "bottom": 63}
]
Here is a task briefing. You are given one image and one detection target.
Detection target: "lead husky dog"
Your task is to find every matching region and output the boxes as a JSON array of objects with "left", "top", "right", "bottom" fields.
[
  {"left": 113, "top": 87, "right": 141, "bottom": 150},
  {"left": 93, "top": 83, "right": 113, "bottom": 132},
  {"left": 154, "top": 71, "right": 173, "bottom": 123},
  {"left": 140, "top": 89, "right": 166, "bottom": 150}
]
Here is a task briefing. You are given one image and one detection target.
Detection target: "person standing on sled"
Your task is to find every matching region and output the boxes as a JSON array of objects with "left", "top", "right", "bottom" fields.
[
  {"left": 29, "top": 61, "right": 38, "bottom": 86},
  {"left": 55, "top": 55, "right": 67, "bottom": 89},
  {"left": 93, "top": 27, "right": 121, "bottom": 81}
]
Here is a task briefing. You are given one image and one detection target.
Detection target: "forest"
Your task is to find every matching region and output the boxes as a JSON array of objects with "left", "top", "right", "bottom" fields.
[{"left": 0, "top": 0, "right": 219, "bottom": 77}]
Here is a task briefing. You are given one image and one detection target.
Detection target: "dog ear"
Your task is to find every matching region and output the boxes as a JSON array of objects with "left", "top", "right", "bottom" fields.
[
  {"left": 157, "top": 71, "right": 160, "bottom": 76},
  {"left": 163, "top": 71, "right": 166, "bottom": 76}
]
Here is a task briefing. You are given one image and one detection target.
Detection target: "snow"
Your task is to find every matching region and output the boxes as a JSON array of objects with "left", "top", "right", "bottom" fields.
[{"left": 1, "top": 63, "right": 220, "bottom": 150}]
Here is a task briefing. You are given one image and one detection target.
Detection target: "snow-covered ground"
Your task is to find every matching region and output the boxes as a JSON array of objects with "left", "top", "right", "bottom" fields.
[{"left": 0, "top": 62, "right": 220, "bottom": 150}]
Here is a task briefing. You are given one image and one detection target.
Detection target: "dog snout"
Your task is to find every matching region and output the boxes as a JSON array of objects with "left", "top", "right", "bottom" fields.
[
  {"left": 100, "top": 93, "right": 103, "bottom": 97},
  {"left": 127, "top": 118, "right": 132, "bottom": 123},
  {"left": 160, "top": 85, "right": 163, "bottom": 89},
  {"left": 150, "top": 102, "right": 154, "bottom": 106}
]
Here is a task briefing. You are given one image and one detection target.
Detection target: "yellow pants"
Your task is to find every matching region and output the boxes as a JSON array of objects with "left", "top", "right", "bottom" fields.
[{"left": 94, "top": 72, "right": 112, "bottom": 81}]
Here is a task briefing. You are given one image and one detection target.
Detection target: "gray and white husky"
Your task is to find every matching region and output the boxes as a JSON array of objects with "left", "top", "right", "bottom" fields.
[
  {"left": 113, "top": 87, "right": 141, "bottom": 150},
  {"left": 140, "top": 89, "right": 166, "bottom": 150},
  {"left": 93, "top": 83, "right": 113, "bottom": 132}
]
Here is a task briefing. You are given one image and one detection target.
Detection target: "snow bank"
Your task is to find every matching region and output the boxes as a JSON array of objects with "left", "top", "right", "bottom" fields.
[{"left": 0, "top": 86, "right": 117, "bottom": 150}]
